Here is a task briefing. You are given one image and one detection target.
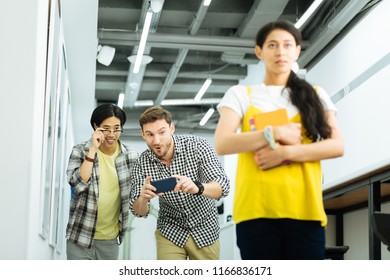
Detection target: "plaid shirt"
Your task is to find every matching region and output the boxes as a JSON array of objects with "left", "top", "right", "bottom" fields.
[
  {"left": 66, "top": 139, "right": 138, "bottom": 248},
  {"left": 130, "top": 134, "right": 230, "bottom": 248}
]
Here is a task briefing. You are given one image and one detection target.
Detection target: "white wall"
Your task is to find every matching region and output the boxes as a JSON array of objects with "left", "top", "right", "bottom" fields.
[
  {"left": 307, "top": 0, "right": 390, "bottom": 188},
  {"left": 306, "top": 0, "right": 390, "bottom": 259},
  {"left": 0, "top": 0, "right": 50, "bottom": 260},
  {"left": 0, "top": 0, "right": 97, "bottom": 260},
  {"left": 61, "top": 0, "right": 98, "bottom": 144}
]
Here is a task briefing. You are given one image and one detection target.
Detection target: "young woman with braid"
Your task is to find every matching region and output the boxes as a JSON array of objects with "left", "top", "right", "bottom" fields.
[{"left": 214, "top": 20, "right": 344, "bottom": 260}]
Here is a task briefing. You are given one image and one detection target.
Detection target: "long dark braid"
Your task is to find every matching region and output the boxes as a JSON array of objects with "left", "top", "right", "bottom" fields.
[
  {"left": 286, "top": 71, "right": 331, "bottom": 141},
  {"left": 256, "top": 20, "right": 332, "bottom": 141}
]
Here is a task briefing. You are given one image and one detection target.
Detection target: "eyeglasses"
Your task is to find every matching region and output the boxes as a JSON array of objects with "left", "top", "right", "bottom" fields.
[{"left": 100, "top": 129, "right": 123, "bottom": 135}]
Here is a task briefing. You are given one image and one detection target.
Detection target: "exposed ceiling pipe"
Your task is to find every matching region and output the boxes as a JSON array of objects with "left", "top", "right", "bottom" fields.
[
  {"left": 154, "top": 49, "right": 188, "bottom": 105},
  {"left": 98, "top": 32, "right": 255, "bottom": 53},
  {"left": 236, "top": 0, "right": 289, "bottom": 38},
  {"left": 96, "top": 64, "right": 247, "bottom": 80},
  {"left": 221, "top": 0, "right": 288, "bottom": 65},
  {"left": 298, "top": 0, "right": 371, "bottom": 67},
  {"left": 188, "top": 2, "right": 208, "bottom": 35},
  {"left": 153, "top": 2, "right": 211, "bottom": 105},
  {"left": 220, "top": 52, "right": 258, "bottom": 66},
  {"left": 96, "top": 61, "right": 244, "bottom": 94},
  {"left": 123, "top": 0, "right": 165, "bottom": 108},
  {"left": 300, "top": 0, "right": 337, "bottom": 39}
]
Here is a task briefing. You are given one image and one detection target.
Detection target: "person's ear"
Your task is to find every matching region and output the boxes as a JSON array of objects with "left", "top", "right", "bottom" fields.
[
  {"left": 255, "top": 45, "right": 263, "bottom": 60},
  {"left": 295, "top": 45, "right": 301, "bottom": 60},
  {"left": 170, "top": 123, "right": 175, "bottom": 134}
]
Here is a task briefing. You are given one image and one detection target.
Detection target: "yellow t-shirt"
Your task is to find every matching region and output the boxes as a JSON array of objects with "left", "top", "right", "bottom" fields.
[
  {"left": 95, "top": 143, "right": 121, "bottom": 240},
  {"left": 233, "top": 88, "right": 327, "bottom": 227}
]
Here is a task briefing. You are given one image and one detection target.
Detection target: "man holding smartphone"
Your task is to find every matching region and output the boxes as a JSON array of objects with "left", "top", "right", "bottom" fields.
[{"left": 130, "top": 106, "right": 230, "bottom": 260}]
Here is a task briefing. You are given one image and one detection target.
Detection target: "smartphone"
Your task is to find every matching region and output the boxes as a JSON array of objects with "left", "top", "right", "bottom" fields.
[{"left": 150, "top": 177, "right": 177, "bottom": 193}]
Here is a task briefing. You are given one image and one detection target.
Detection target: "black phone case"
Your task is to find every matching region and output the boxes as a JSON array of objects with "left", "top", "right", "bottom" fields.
[{"left": 150, "top": 177, "right": 177, "bottom": 193}]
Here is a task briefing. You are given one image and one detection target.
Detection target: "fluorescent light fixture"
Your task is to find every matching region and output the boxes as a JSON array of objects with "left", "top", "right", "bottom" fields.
[
  {"left": 128, "top": 54, "right": 153, "bottom": 65},
  {"left": 203, "top": 0, "right": 212, "bottom": 6},
  {"left": 162, "top": 98, "right": 220, "bottom": 106},
  {"left": 133, "top": 10, "right": 153, "bottom": 74},
  {"left": 132, "top": 98, "right": 221, "bottom": 107},
  {"left": 150, "top": 0, "right": 164, "bottom": 13},
  {"left": 199, "top": 108, "right": 215, "bottom": 126},
  {"left": 294, "top": 0, "right": 324, "bottom": 29},
  {"left": 162, "top": 98, "right": 221, "bottom": 106},
  {"left": 134, "top": 100, "right": 154, "bottom": 107},
  {"left": 117, "top": 93, "right": 125, "bottom": 108},
  {"left": 194, "top": 78, "right": 212, "bottom": 101}
]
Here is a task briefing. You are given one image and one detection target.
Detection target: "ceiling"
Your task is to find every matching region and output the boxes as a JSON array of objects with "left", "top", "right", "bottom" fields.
[{"left": 95, "top": 0, "right": 378, "bottom": 139}]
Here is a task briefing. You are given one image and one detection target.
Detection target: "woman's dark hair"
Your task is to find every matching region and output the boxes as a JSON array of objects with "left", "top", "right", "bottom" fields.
[
  {"left": 139, "top": 106, "right": 172, "bottom": 130},
  {"left": 256, "top": 20, "right": 331, "bottom": 141},
  {"left": 90, "top": 103, "right": 127, "bottom": 129}
]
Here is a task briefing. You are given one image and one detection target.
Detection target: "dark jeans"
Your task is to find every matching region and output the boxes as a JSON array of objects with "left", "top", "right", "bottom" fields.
[{"left": 236, "top": 218, "right": 325, "bottom": 260}]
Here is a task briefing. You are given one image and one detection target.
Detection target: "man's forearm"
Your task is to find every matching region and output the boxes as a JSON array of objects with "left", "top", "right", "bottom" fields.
[{"left": 132, "top": 197, "right": 150, "bottom": 216}]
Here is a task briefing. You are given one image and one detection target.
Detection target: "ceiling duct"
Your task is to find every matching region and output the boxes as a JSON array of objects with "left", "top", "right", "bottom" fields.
[
  {"left": 153, "top": 1, "right": 211, "bottom": 105},
  {"left": 221, "top": 0, "right": 288, "bottom": 65},
  {"left": 221, "top": 52, "right": 259, "bottom": 66},
  {"left": 98, "top": 32, "right": 255, "bottom": 53},
  {"left": 298, "top": 0, "right": 371, "bottom": 67}
]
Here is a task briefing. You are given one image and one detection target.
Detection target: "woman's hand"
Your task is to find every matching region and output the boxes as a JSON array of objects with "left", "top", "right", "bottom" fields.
[
  {"left": 274, "top": 123, "right": 302, "bottom": 145},
  {"left": 254, "top": 145, "right": 289, "bottom": 170}
]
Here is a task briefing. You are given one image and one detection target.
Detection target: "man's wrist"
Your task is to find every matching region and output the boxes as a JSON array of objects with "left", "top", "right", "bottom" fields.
[
  {"left": 85, "top": 156, "right": 95, "bottom": 162},
  {"left": 193, "top": 181, "right": 205, "bottom": 196}
]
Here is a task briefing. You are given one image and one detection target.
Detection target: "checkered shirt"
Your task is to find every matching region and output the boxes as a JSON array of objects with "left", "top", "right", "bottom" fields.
[
  {"left": 66, "top": 139, "right": 138, "bottom": 248},
  {"left": 130, "top": 134, "right": 230, "bottom": 248}
]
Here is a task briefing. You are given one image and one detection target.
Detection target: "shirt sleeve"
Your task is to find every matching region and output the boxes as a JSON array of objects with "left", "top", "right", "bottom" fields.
[
  {"left": 129, "top": 158, "right": 150, "bottom": 217},
  {"left": 315, "top": 86, "right": 337, "bottom": 112},
  {"left": 196, "top": 137, "right": 230, "bottom": 198},
  {"left": 217, "top": 84, "right": 250, "bottom": 119},
  {"left": 66, "top": 144, "right": 90, "bottom": 195}
]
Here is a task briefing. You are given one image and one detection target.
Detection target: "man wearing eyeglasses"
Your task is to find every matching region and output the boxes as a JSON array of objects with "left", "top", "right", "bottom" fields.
[{"left": 66, "top": 104, "right": 138, "bottom": 260}]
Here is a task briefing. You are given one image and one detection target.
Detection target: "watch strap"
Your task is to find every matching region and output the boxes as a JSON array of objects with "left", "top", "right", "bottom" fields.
[{"left": 193, "top": 180, "right": 204, "bottom": 196}]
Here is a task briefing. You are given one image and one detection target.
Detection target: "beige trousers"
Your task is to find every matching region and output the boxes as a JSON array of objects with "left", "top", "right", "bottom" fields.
[{"left": 155, "top": 230, "right": 220, "bottom": 260}]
